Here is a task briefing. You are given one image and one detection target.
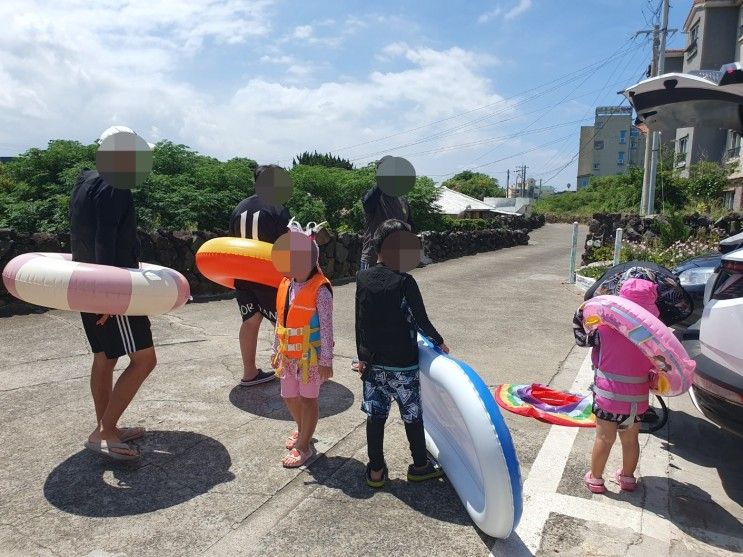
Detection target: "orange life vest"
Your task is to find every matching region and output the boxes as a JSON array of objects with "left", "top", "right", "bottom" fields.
[{"left": 275, "top": 272, "right": 332, "bottom": 382}]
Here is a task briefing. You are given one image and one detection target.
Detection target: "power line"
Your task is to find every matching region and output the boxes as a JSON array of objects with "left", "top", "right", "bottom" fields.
[
  {"left": 462, "top": 38, "right": 644, "bottom": 169},
  {"left": 531, "top": 37, "right": 648, "bottom": 175},
  {"left": 391, "top": 117, "right": 592, "bottom": 160},
  {"left": 328, "top": 37, "right": 640, "bottom": 155},
  {"left": 531, "top": 51, "right": 653, "bottom": 185},
  {"left": 345, "top": 48, "right": 642, "bottom": 163},
  {"left": 347, "top": 79, "right": 636, "bottom": 163},
  {"left": 428, "top": 133, "right": 575, "bottom": 178},
  {"left": 350, "top": 41, "right": 645, "bottom": 171}
]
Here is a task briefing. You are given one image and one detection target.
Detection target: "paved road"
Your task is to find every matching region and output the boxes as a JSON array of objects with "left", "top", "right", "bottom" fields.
[{"left": 0, "top": 223, "right": 741, "bottom": 556}]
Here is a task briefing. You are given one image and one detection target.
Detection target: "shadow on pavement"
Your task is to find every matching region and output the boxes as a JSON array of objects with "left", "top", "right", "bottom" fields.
[
  {"left": 304, "top": 455, "right": 473, "bottom": 527},
  {"left": 0, "top": 303, "right": 48, "bottom": 318},
  {"left": 612, "top": 476, "right": 743, "bottom": 549},
  {"left": 228, "top": 379, "right": 355, "bottom": 419},
  {"left": 661, "top": 409, "right": 743, "bottom": 506},
  {"left": 44, "top": 431, "right": 234, "bottom": 517}
]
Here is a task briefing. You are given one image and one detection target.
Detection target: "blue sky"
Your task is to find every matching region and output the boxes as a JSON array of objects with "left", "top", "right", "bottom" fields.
[{"left": 0, "top": 1, "right": 692, "bottom": 189}]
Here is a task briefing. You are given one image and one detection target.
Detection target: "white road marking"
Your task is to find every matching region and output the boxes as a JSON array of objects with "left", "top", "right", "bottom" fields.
[
  {"left": 490, "top": 350, "right": 743, "bottom": 556},
  {"left": 490, "top": 349, "right": 594, "bottom": 556}
]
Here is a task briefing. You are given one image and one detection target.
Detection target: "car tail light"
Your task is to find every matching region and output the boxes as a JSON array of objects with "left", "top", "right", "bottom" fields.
[
  {"left": 712, "top": 260, "right": 743, "bottom": 300},
  {"left": 694, "top": 374, "right": 743, "bottom": 405},
  {"left": 722, "top": 259, "right": 743, "bottom": 273}
]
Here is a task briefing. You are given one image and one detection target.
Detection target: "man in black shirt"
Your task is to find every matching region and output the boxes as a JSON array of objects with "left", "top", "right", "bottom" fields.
[
  {"left": 359, "top": 185, "right": 414, "bottom": 270},
  {"left": 70, "top": 163, "right": 156, "bottom": 461},
  {"left": 229, "top": 164, "right": 291, "bottom": 386},
  {"left": 353, "top": 166, "right": 415, "bottom": 372}
]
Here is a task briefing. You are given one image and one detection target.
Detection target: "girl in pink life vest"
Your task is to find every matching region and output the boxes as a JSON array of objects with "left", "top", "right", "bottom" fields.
[{"left": 582, "top": 278, "right": 659, "bottom": 494}]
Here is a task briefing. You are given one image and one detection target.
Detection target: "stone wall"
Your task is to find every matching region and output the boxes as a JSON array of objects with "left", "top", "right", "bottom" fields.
[
  {"left": 582, "top": 212, "right": 743, "bottom": 265},
  {"left": 0, "top": 214, "right": 544, "bottom": 313}
]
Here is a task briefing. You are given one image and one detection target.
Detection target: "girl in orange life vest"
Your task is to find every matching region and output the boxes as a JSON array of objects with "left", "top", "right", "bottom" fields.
[{"left": 271, "top": 221, "right": 334, "bottom": 468}]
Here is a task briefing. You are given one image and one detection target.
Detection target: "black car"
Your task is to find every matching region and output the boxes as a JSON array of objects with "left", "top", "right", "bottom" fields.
[
  {"left": 674, "top": 253, "right": 721, "bottom": 325},
  {"left": 673, "top": 231, "right": 743, "bottom": 325}
]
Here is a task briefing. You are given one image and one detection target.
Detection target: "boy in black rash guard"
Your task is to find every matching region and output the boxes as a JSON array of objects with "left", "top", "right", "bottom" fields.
[{"left": 355, "top": 219, "right": 449, "bottom": 488}]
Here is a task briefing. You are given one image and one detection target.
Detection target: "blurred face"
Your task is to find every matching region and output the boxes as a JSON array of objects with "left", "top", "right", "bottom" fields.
[
  {"left": 271, "top": 230, "right": 319, "bottom": 281},
  {"left": 96, "top": 130, "right": 153, "bottom": 190},
  {"left": 376, "top": 156, "right": 416, "bottom": 197},
  {"left": 255, "top": 165, "right": 292, "bottom": 206},
  {"left": 379, "top": 229, "right": 421, "bottom": 273}
]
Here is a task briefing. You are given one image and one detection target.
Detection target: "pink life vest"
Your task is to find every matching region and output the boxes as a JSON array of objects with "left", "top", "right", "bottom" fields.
[{"left": 590, "top": 278, "right": 658, "bottom": 421}]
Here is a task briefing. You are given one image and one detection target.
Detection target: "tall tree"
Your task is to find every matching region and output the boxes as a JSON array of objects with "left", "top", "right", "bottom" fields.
[{"left": 292, "top": 150, "right": 354, "bottom": 170}]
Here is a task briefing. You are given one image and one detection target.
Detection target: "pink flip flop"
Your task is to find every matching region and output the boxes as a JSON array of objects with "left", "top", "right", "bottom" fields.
[
  {"left": 614, "top": 469, "right": 638, "bottom": 491},
  {"left": 119, "top": 427, "right": 145, "bottom": 443},
  {"left": 281, "top": 447, "right": 315, "bottom": 468},
  {"left": 285, "top": 431, "right": 299, "bottom": 450},
  {"left": 584, "top": 471, "right": 607, "bottom": 494}
]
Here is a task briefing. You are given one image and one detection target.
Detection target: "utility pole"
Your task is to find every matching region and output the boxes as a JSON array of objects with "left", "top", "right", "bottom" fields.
[
  {"left": 539, "top": 178, "right": 543, "bottom": 199},
  {"left": 646, "top": 0, "right": 670, "bottom": 215},
  {"left": 639, "top": 0, "right": 673, "bottom": 215},
  {"left": 520, "top": 165, "right": 528, "bottom": 197},
  {"left": 506, "top": 169, "right": 510, "bottom": 197},
  {"left": 640, "top": 24, "right": 659, "bottom": 215}
]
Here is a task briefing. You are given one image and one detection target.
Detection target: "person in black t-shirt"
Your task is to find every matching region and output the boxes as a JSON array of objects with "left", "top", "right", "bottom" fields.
[
  {"left": 228, "top": 164, "right": 291, "bottom": 387},
  {"left": 70, "top": 158, "right": 156, "bottom": 461},
  {"left": 359, "top": 185, "right": 414, "bottom": 270},
  {"left": 354, "top": 219, "right": 449, "bottom": 488}
]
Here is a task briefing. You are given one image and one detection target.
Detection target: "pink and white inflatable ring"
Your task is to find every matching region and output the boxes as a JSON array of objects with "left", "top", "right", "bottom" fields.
[
  {"left": 581, "top": 295, "right": 696, "bottom": 397},
  {"left": 2, "top": 253, "right": 190, "bottom": 316}
]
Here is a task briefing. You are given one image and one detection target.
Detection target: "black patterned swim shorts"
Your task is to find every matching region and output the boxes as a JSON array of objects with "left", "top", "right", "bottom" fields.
[{"left": 361, "top": 365, "right": 422, "bottom": 423}]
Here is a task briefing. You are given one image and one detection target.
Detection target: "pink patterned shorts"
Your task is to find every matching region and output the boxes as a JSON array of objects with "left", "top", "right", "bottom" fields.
[{"left": 280, "top": 367, "right": 323, "bottom": 399}]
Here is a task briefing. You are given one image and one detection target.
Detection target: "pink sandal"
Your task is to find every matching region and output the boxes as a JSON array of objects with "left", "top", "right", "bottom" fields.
[
  {"left": 281, "top": 447, "right": 315, "bottom": 468},
  {"left": 285, "top": 431, "right": 299, "bottom": 450},
  {"left": 584, "top": 471, "right": 607, "bottom": 494},
  {"left": 614, "top": 469, "right": 637, "bottom": 491}
]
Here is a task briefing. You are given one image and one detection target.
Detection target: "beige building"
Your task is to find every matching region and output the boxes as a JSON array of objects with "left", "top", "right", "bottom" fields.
[{"left": 576, "top": 106, "right": 646, "bottom": 189}]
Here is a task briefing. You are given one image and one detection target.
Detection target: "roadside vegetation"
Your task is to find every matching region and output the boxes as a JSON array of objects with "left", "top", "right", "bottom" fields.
[{"left": 536, "top": 155, "right": 736, "bottom": 220}]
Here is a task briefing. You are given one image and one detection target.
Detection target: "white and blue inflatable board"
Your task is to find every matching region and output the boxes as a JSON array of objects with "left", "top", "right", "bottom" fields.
[{"left": 418, "top": 334, "right": 522, "bottom": 538}]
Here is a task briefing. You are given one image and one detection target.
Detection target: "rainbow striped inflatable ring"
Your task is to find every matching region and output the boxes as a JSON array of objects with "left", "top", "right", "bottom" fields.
[
  {"left": 2, "top": 253, "right": 190, "bottom": 316},
  {"left": 195, "top": 237, "right": 283, "bottom": 289},
  {"left": 495, "top": 384, "right": 596, "bottom": 427},
  {"left": 581, "top": 295, "right": 696, "bottom": 397}
]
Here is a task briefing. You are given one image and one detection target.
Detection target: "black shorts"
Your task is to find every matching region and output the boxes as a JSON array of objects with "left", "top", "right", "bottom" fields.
[
  {"left": 235, "top": 281, "right": 278, "bottom": 323},
  {"left": 592, "top": 399, "right": 642, "bottom": 428},
  {"left": 81, "top": 313, "right": 154, "bottom": 360}
]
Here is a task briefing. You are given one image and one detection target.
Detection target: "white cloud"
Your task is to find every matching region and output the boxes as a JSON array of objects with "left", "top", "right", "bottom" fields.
[
  {"left": 478, "top": 1, "right": 533, "bottom": 24},
  {"left": 478, "top": 7, "right": 502, "bottom": 24},
  {"left": 0, "top": 0, "right": 276, "bottom": 146},
  {"left": 382, "top": 42, "right": 409, "bottom": 57},
  {"left": 0, "top": 2, "right": 531, "bottom": 180},
  {"left": 504, "top": 0, "right": 533, "bottom": 21},
  {"left": 287, "top": 64, "right": 312, "bottom": 77},
  {"left": 260, "top": 54, "right": 296, "bottom": 65},
  {"left": 293, "top": 25, "right": 313, "bottom": 40},
  {"left": 188, "top": 44, "right": 511, "bottom": 169}
]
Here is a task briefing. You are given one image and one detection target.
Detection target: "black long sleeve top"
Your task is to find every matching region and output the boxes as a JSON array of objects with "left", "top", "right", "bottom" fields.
[
  {"left": 355, "top": 263, "right": 443, "bottom": 368},
  {"left": 69, "top": 169, "right": 139, "bottom": 267}
]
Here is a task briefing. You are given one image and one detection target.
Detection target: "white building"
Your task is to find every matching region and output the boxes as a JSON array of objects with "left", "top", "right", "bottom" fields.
[{"left": 434, "top": 186, "right": 532, "bottom": 217}]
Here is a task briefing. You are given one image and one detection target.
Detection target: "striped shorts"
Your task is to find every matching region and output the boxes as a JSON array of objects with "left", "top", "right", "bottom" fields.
[{"left": 81, "top": 313, "right": 153, "bottom": 359}]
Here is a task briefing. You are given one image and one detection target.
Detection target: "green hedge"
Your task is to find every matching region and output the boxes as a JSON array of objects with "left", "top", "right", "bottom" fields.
[{"left": 0, "top": 139, "right": 447, "bottom": 234}]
